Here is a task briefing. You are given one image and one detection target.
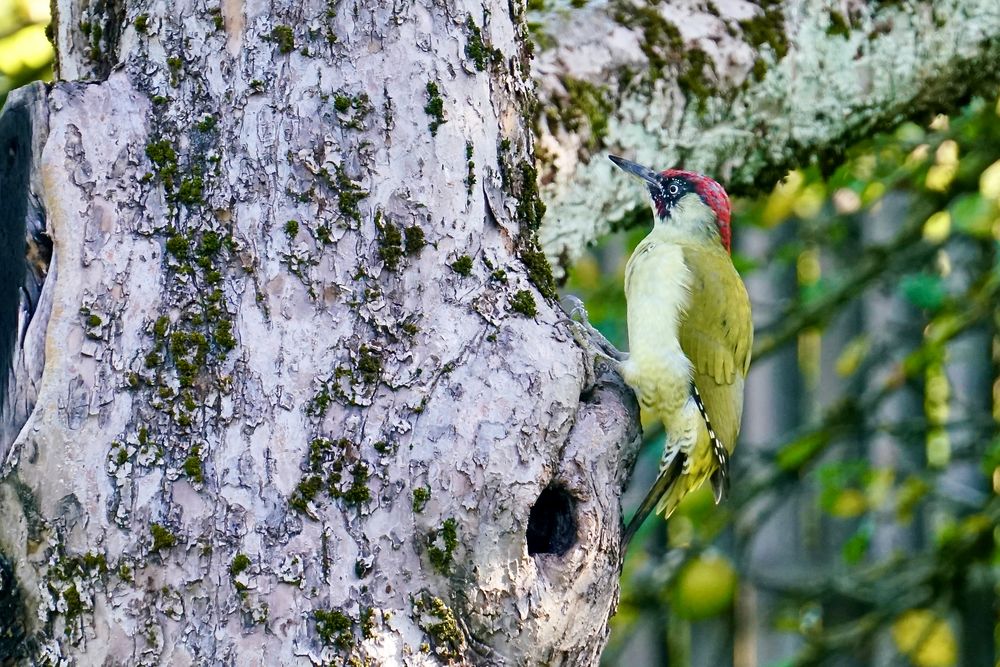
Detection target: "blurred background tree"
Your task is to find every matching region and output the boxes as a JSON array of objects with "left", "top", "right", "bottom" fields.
[
  {"left": 0, "top": 0, "right": 50, "bottom": 104},
  {"left": 568, "top": 95, "right": 1000, "bottom": 667},
  {"left": 3, "top": 0, "right": 995, "bottom": 663}
]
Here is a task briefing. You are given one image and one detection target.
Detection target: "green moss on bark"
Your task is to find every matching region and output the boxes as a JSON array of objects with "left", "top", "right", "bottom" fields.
[
  {"left": 424, "top": 82, "right": 446, "bottom": 135},
  {"left": 427, "top": 518, "right": 458, "bottom": 574},
  {"left": 150, "top": 524, "right": 177, "bottom": 551},
  {"left": 271, "top": 25, "right": 295, "bottom": 53}
]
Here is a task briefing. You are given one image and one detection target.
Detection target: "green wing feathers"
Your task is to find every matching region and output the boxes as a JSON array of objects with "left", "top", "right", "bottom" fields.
[
  {"left": 679, "top": 244, "right": 752, "bottom": 451},
  {"left": 652, "top": 246, "right": 751, "bottom": 518}
]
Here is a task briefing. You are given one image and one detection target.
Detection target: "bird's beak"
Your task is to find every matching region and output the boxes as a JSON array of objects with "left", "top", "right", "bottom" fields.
[{"left": 608, "top": 155, "right": 659, "bottom": 187}]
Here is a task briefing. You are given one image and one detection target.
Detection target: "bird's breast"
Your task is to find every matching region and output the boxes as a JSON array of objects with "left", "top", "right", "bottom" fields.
[
  {"left": 621, "top": 242, "right": 694, "bottom": 407},
  {"left": 624, "top": 242, "right": 692, "bottom": 358}
]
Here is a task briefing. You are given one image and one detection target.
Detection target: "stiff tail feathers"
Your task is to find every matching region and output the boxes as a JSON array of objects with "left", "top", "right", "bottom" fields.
[
  {"left": 622, "top": 384, "right": 733, "bottom": 549},
  {"left": 622, "top": 454, "right": 684, "bottom": 547},
  {"left": 691, "top": 384, "right": 730, "bottom": 504}
]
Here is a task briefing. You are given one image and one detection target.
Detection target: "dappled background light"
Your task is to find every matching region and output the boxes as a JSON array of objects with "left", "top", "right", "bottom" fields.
[
  {"left": 0, "top": 0, "right": 51, "bottom": 104},
  {"left": 566, "top": 94, "right": 1000, "bottom": 667}
]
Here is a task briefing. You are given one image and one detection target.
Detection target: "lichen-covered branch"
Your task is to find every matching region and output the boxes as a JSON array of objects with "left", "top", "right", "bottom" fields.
[{"left": 532, "top": 0, "right": 1000, "bottom": 273}]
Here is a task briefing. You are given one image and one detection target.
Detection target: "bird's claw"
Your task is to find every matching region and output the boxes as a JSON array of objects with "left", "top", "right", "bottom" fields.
[
  {"left": 564, "top": 294, "right": 590, "bottom": 325},
  {"left": 560, "top": 296, "right": 629, "bottom": 364},
  {"left": 559, "top": 296, "right": 603, "bottom": 352}
]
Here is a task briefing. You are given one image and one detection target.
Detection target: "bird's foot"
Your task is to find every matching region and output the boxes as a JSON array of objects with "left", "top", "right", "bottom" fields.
[{"left": 561, "top": 295, "right": 629, "bottom": 364}]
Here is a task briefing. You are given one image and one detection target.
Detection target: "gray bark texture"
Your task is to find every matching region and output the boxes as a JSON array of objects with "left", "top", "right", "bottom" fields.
[
  {"left": 0, "top": 1, "right": 639, "bottom": 664},
  {"left": 1, "top": 0, "right": 999, "bottom": 665}
]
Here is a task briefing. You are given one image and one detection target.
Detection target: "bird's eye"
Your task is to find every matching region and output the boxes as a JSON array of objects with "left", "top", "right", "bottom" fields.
[{"left": 667, "top": 183, "right": 680, "bottom": 195}]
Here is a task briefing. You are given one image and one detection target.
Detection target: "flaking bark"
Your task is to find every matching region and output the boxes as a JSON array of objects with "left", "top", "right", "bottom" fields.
[
  {"left": 2, "top": 0, "right": 999, "bottom": 665},
  {"left": 0, "top": 2, "right": 639, "bottom": 664}
]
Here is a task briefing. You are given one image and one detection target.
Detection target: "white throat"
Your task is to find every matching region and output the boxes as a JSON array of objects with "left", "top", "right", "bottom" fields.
[{"left": 652, "top": 194, "right": 720, "bottom": 247}]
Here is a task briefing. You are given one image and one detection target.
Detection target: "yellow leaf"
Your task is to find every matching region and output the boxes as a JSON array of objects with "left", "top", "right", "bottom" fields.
[
  {"left": 929, "top": 114, "right": 949, "bottom": 131},
  {"left": 862, "top": 181, "right": 886, "bottom": 204},
  {"left": 20, "top": 0, "right": 53, "bottom": 23},
  {"left": 896, "top": 476, "right": 930, "bottom": 522},
  {"left": 830, "top": 488, "right": 867, "bottom": 518},
  {"left": 891, "top": 609, "right": 957, "bottom": 667},
  {"left": 925, "top": 141, "right": 960, "bottom": 191},
  {"left": 926, "top": 430, "right": 951, "bottom": 468},
  {"left": 922, "top": 211, "right": 951, "bottom": 242},
  {"left": 835, "top": 336, "right": 870, "bottom": 377},
  {"left": 980, "top": 159, "right": 1000, "bottom": 200},
  {"left": 853, "top": 154, "right": 876, "bottom": 180},
  {"left": 793, "top": 183, "right": 826, "bottom": 219},
  {"left": 796, "top": 248, "right": 821, "bottom": 284},
  {"left": 925, "top": 165, "right": 957, "bottom": 192},
  {"left": 672, "top": 552, "right": 737, "bottom": 620},
  {"left": 762, "top": 170, "right": 804, "bottom": 226},
  {"left": 865, "top": 468, "right": 894, "bottom": 509},
  {"left": 0, "top": 24, "right": 53, "bottom": 72},
  {"left": 906, "top": 144, "right": 930, "bottom": 168},
  {"left": 935, "top": 140, "right": 958, "bottom": 165}
]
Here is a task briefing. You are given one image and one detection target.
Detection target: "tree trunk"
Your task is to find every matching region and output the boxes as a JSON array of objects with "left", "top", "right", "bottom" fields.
[
  {"left": 3, "top": 0, "right": 1000, "bottom": 665},
  {"left": 862, "top": 193, "right": 924, "bottom": 667},
  {"left": 0, "top": 2, "right": 639, "bottom": 664},
  {"left": 734, "top": 223, "right": 804, "bottom": 665}
]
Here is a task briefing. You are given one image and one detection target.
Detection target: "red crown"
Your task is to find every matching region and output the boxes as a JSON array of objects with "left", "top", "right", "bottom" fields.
[{"left": 662, "top": 169, "right": 732, "bottom": 252}]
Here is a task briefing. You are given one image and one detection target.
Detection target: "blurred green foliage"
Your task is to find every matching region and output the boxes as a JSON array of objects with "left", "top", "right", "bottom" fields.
[
  {"left": 570, "top": 93, "right": 1000, "bottom": 666},
  {"left": 0, "top": 0, "right": 52, "bottom": 106}
]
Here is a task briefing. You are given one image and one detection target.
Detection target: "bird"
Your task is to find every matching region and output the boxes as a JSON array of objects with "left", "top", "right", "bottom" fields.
[{"left": 568, "top": 155, "right": 752, "bottom": 546}]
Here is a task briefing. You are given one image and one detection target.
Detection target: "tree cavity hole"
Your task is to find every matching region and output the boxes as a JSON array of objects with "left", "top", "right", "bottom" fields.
[{"left": 526, "top": 484, "right": 577, "bottom": 556}]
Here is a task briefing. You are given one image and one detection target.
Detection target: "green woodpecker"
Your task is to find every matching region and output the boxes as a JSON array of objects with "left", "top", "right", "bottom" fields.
[{"left": 572, "top": 156, "right": 752, "bottom": 544}]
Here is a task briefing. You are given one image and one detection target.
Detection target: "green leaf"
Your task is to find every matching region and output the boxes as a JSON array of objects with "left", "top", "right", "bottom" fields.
[
  {"left": 777, "top": 431, "right": 829, "bottom": 471},
  {"left": 764, "top": 660, "right": 795, "bottom": 667},
  {"left": 981, "top": 436, "right": 1000, "bottom": 478},
  {"left": 800, "top": 278, "right": 830, "bottom": 306},
  {"left": 842, "top": 520, "right": 872, "bottom": 565},
  {"left": 899, "top": 273, "right": 946, "bottom": 311},
  {"left": 731, "top": 251, "right": 760, "bottom": 275},
  {"left": 949, "top": 192, "right": 995, "bottom": 237}
]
